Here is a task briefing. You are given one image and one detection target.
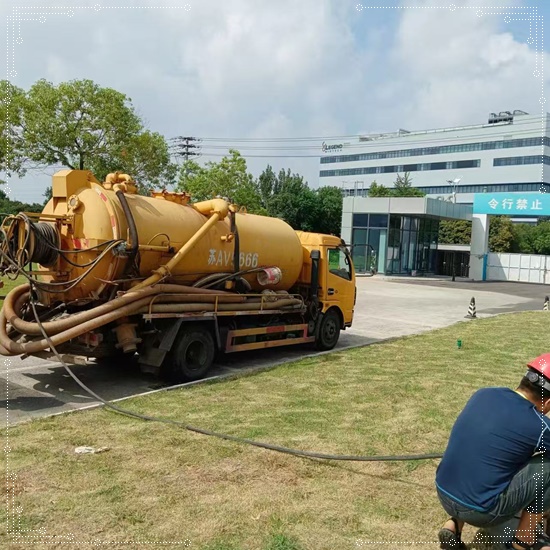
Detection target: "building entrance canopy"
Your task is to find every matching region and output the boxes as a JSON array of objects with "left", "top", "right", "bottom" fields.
[{"left": 342, "top": 197, "right": 473, "bottom": 276}]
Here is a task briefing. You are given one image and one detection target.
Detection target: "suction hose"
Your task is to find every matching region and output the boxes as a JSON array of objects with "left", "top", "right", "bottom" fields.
[
  {"left": 4, "top": 283, "right": 240, "bottom": 337},
  {"left": 0, "top": 285, "right": 303, "bottom": 356}
]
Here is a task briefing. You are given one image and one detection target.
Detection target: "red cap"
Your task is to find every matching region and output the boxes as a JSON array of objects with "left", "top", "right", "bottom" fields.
[{"left": 527, "top": 353, "right": 550, "bottom": 379}]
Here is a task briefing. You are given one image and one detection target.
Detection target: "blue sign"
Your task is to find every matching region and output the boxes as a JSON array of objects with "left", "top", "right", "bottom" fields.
[{"left": 473, "top": 192, "right": 550, "bottom": 215}]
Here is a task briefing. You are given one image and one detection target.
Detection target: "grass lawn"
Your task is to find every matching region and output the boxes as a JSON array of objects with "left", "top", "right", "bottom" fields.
[
  {"left": 2, "top": 311, "right": 549, "bottom": 549},
  {"left": 0, "top": 276, "right": 25, "bottom": 300}
]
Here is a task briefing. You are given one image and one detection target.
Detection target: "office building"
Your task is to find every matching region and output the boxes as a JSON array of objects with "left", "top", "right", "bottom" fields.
[{"left": 320, "top": 111, "right": 550, "bottom": 204}]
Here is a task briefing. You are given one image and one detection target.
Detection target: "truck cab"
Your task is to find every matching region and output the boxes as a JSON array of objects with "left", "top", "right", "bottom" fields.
[{"left": 295, "top": 231, "right": 356, "bottom": 338}]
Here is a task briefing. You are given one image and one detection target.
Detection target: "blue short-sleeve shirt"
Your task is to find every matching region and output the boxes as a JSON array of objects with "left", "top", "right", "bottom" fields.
[{"left": 435, "top": 387, "right": 550, "bottom": 511}]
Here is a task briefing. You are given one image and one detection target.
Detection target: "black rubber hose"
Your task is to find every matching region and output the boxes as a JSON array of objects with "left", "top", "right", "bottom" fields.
[
  {"left": 116, "top": 190, "right": 139, "bottom": 277},
  {"left": 25, "top": 288, "right": 444, "bottom": 463}
]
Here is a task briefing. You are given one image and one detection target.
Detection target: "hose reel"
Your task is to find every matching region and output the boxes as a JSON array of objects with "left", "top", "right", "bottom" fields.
[
  {"left": 28, "top": 222, "right": 60, "bottom": 266},
  {"left": 2, "top": 216, "right": 60, "bottom": 270}
]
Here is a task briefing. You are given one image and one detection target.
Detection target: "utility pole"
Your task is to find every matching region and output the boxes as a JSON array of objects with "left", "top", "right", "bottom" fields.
[{"left": 170, "top": 136, "right": 202, "bottom": 186}]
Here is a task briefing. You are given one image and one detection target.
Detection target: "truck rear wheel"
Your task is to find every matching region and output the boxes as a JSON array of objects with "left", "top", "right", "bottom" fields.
[
  {"left": 315, "top": 309, "right": 341, "bottom": 351},
  {"left": 166, "top": 326, "right": 215, "bottom": 383}
]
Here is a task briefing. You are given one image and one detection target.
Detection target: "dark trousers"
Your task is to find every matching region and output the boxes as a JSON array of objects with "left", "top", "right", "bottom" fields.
[{"left": 438, "top": 456, "right": 550, "bottom": 528}]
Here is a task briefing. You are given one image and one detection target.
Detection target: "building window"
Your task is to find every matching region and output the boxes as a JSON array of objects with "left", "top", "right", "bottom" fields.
[
  {"left": 353, "top": 214, "right": 369, "bottom": 227},
  {"left": 455, "top": 159, "right": 480, "bottom": 169},
  {"left": 369, "top": 214, "right": 389, "bottom": 228},
  {"left": 319, "top": 136, "right": 547, "bottom": 165},
  {"left": 493, "top": 155, "right": 550, "bottom": 167}
]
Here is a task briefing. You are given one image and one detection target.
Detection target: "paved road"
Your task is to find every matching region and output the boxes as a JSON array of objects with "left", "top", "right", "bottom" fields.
[{"left": 1, "top": 276, "right": 545, "bottom": 425}]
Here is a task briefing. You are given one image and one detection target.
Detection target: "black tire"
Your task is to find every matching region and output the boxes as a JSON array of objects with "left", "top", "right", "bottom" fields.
[
  {"left": 166, "top": 326, "right": 215, "bottom": 383},
  {"left": 315, "top": 309, "right": 341, "bottom": 351}
]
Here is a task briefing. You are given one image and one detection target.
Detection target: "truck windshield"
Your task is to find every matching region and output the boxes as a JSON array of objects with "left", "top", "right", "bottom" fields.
[{"left": 328, "top": 246, "right": 353, "bottom": 281}]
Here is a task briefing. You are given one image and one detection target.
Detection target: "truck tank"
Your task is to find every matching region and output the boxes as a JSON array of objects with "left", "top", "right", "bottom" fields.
[{"left": 20, "top": 170, "right": 304, "bottom": 303}]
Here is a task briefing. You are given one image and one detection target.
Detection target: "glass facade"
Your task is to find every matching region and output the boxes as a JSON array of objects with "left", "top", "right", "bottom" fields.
[
  {"left": 321, "top": 136, "right": 549, "bottom": 164},
  {"left": 351, "top": 214, "right": 388, "bottom": 274},
  {"left": 342, "top": 182, "right": 546, "bottom": 197},
  {"left": 320, "top": 159, "right": 480, "bottom": 178},
  {"left": 351, "top": 213, "right": 439, "bottom": 275},
  {"left": 493, "top": 155, "right": 550, "bottom": 166}
]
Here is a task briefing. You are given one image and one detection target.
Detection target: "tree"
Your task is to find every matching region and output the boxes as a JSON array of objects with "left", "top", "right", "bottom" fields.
[
  {"left": 93, "top": 131, "right": 177, "bottom": 195},
  {"left": 176, "top": 150, "right": 264, "bottom": 213},
  {"left": 313, "top": 186, "right": 343, "bottom": 235},
  {"left": 488, "top": 215, "right": 515, "bottom": 252},
  {"left": 511, "top": 222, "right": 550, "bottom": 255},
  {"left": 393, "top": 172, "right": 425, "bottom": 197},
  {"left": 266, "top": 168, "right": 318, "bottom": 230},
  {"left": 43, "top": 186, "right": 52, "bottom": 204},
  {"left": 367, "top": 174, "right": 425, "bottom": 198},
  {"left": 368, "top": 180, "right": 392, "bottom": 197},
  {"left": 0, "top": 81, "right": 26, "bottom": 184},
  {"left": 258, "top": 164, "right": 277, "bottom": 210},
  {"left": 1, "top": 78, "right": 176, "bottom": 192},
  {"left": 438, "top": 220, "right": 472, "bottom": 245},
  {"left": 0, "top": 189, "right": 43, "bottom": 215}
]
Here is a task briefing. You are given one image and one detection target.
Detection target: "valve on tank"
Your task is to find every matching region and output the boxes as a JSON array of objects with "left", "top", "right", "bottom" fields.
[{"left": 113, "top": 317, "right": 142, "bottom": 354}]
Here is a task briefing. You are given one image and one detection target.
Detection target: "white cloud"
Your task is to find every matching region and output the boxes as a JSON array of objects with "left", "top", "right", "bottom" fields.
[
  {"left": 0, "top": 0, "right": 548, "bottom": 201},
  {"left": 388, "top": 0, "right": 549, "bottom": 129}
]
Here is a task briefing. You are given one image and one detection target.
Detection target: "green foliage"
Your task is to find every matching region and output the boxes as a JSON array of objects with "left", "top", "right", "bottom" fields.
[
  {"left": 264, "top": 533, "right": 303, "bottom": 550},
  {"left": 265, "top": 168, "right": 318, "bottom": 231},
  {"left": 393, "top": 172, "right": 425, "bottom": 197},
  {"left": 488, "top": 215, "right": 515, "bottom": 252},
  {"left": 368, "top": 173, "right": 425, "bottom": 197},
  {"left": 177, "top": 150, "right": 264, "bottom": 213},
  {"left": 1, "top": 78, "right": 176, "bottom": 192},
  {"left": 438, "top": 220, "right": 472, "bottom": 245},
  {"left": 438, "top": 217, "right": 550, "bottom": 253},
  {"left": 260, "top": 167, "right": 342, "bottom": 234},
  {"left": 0, "top": 80, "right": 26, "bottom": 184},
  {"left": 177, "top": 156, "right": 343, "bottom": 235},
  {"left": 367, "top": 180, "right": 392, "bottom": 197},
  {"left": 511, "top": 222, "right": 550, "bottom": 255},
  {"left": 314, "top": 186, "right": 343, "bottom": 235},
  {"left": 43, "top": 186, "right": 52, "bottom": 204},
  {"left": 0, "top": 189, "right": 43, "bottom": 215},
  {"left": 258, "top": 164, "right": 277, "bottom": 209}
]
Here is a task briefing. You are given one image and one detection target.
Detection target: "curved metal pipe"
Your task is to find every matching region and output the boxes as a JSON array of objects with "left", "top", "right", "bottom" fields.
[
  {"left": 115, "top": 190, "right": 139, "bottom": 277},
  {"left": 3, "top": 283, "right": 235, "bottom": 337}
]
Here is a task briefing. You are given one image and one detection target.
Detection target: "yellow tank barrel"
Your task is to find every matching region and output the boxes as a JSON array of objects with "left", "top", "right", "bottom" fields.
[
  {"left": 131, "top": 199, "right": 230, "bottom": 291},
  {"left": 28, "top": 170, "right": 305, "bottom": 303}
]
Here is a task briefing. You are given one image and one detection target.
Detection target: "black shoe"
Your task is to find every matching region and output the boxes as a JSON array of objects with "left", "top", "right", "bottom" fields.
[{"left": 438, "top": 518, "right": 467, "bottom": 549}]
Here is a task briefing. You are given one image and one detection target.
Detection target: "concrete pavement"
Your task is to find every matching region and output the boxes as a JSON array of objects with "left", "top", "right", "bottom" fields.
[{"left": 1, "top": 277, "right": 544, "bottom": 425}]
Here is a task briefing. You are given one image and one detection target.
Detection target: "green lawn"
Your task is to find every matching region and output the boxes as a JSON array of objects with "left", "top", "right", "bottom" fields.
[
  {"left": 0, "top": 275, "right": 25, "bottom": 299},
  {"left": 2, "top": 311, "right": 549, "bottom": 549}
]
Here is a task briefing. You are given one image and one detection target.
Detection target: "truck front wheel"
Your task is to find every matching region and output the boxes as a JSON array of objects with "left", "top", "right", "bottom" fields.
[
  {"left": 166, "top": 326, "right": 215, "bottom": 383},
  {"left": 315, "top": 309, "right": 341, "bottom": 351}
]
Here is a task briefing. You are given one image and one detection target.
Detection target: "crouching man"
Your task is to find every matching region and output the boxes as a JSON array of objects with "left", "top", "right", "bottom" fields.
[{"left": 435, "top": 354, "right": 550, "bottom": 550}]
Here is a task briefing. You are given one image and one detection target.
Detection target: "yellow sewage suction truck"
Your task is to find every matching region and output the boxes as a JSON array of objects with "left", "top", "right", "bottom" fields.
[{"left": 0, "top": 170, "right": 356, "bottom": 382}]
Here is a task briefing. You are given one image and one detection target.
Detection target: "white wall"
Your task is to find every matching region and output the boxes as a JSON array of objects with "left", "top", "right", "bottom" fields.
[{"left": 486, "top": 253, "right": 550, "bottom": 284}]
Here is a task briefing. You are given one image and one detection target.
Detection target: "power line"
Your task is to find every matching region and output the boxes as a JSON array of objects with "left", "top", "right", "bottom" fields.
[
  {"left": 171, "top": 136, "right": 202, "bottom": 161},
  {"left": 194, "top": 116, "right": 550, "bottom": 143},
  {"left": 186, "top": 130, "right": 549, "bottom": 160}
]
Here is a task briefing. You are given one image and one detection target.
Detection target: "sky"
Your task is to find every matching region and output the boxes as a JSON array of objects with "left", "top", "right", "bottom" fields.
[{"left": 1, "top": 0, "right": 550, "bottom": 203}]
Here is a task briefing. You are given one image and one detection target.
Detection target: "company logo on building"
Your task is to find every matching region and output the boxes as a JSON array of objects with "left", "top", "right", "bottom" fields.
[{"left": 322, "top": 142, "right": 343, "bottom": 153}]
